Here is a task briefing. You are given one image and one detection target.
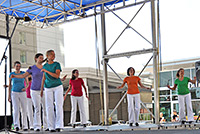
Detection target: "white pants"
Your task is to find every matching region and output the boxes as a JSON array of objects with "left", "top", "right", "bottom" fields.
[
  {"left": 127, "top": 93, "right": 141, "bottom": 124},
  {"left": 45, "top": 85, "right": 63, "bottom": 130},
  {"left": 70, "top": 96, "right": 87, "bottom": 125},
  {"left": 11, "top": 91, "right": 28, "bottom": 129},
  {"left": 27, "top": 98, "right": 34, "bottom": 129},
  {"left": 178, "top": 93, "right": 194, "bottom": 121},
  {"left": 31, "top": 90, "right": 47, "bottom": 130}
]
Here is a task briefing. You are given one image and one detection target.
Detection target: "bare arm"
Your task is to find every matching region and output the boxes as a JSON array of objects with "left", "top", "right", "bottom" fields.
[
  {"left": 138, "top": 80, "right": 151, "bottom": 90},
  {"left": 167, "top": 84, "right": 177, "bottom": 90},
  {"left": 117, "top": 81, "right": 126, "bottom": 89},
  {"left": 40, "top": 73, "right": 46, "bottom": 97},
  {"left": 60, "top": 74, "right": 67, "bottom": 81},
  {"left": 11, "top": 71, "right": 30, "bottom": 79},
  {"left": 189, "top": 77, "right": 196, "bottom": 84},
  {"left": 82, "top": 83, "right": 88, "bottom": 99},
  {"left": 41, "top": 69, "right": 60, "bottom": 79},
  {"left": 8, "top": 78, "right": 12, "bottom": 102},
  {"left": 64, "top": 84, "right": 71, "bottom": 101},
  {"left": 22, "top": 77, "right": 29, "bottom": 91}
]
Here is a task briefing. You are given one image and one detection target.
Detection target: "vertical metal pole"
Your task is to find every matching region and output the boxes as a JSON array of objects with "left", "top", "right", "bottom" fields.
[
  {"left": 101, "top": 4, "right": 109, "bottom": 125},
  {"left": 151, "top": 0, "right": 160, "bottom": 124}
]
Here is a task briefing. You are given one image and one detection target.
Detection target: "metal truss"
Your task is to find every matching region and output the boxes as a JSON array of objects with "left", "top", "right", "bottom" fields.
[{"left": 0, "top": 0, "right": 150, "bottom": 28}]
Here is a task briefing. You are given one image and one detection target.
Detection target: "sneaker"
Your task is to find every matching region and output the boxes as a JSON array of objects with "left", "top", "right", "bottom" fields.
[
  {"left": 135, "top": 122, "right": 139, "bottom": 126},
  {"left": 181, "top": 120, "right": 186, "bottom": 124},
  {"left": 72, "top": 124, "right": 76, "bottom": 128},
  {"left": 129, "top": 123, "right": 133, "bottom": 126},
  {"left": 30, "top": 128, "right": 34, "bottom": 130},
  {"left": 35, "top": 129, "right": 40, "bottom": 131},
  {"left": 50, "top": 130, "right": 56, "bottom": 132},
  {"left": 45, "top": 128, "right": 49, "bottom": 131},
  {"left": 83, "top": 124, "right": 87, "bottom": 127},
  {"left": 23, "top": 129, "right": 28, "bottom": 131},
  {"left": 188, "top": 121, "right": 193, "bottom": 124},
  {"left": 56, "top": 128, "right": 60, "bottom": 132},
  {"left": 15, "top": 127, "right": 19, "bottom": 131}
]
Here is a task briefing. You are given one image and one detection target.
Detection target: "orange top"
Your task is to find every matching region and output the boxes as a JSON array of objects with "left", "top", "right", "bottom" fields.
[{"left": 124, "top": 76, "right": 141, "bottom": 94}]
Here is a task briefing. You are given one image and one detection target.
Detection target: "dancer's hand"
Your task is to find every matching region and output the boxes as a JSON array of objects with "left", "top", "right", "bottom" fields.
[
  {"left": 41, "top": 69, "right": 47, "bottom": 73},
  {"left": 64, "top": 95, "right": 67, "bottom": 101},
  {"left": 22, "top": 88, "right": 26, "bottom": 91},
  {"left": 41, "top": 90, "right": 43, "bottom": 97},
  {"left": 10, "top": 74, "right": 15, "bottom": 79},
  {"left": 62, "top": 74, "right": 67, "bottom": 81},
  {"left": 86, "top": 94, "right": 89, "bottom": 100},
  {"left": 8, "top": 96, "right": 11, "bottom": 102}
]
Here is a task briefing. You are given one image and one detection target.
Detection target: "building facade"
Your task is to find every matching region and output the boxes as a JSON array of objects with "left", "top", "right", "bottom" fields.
[{"left": 148, "top": 57, "right": 200, "bottom": 122}]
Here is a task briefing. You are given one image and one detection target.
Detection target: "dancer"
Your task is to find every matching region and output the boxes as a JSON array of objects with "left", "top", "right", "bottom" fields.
[
  {"left": 24, "top": 76, "right": 34, "bottom": 130},
  {"left": 8, "top": 61, "right": 28, "bottom": 131},
  {"left": 64, "top": 69, "right": 88, "bottom": 128},
  {"left": 167, "top": 68, "right": 196, "bottom": 124},
  {"left": 41, "top": 50, "right": 64, "bottom": 132},
  {"left": 11, "top": 53, "right": 47, "bottom": 131},
  {"left": 117, "top": 67, "right": 150, "bottom": 127}
]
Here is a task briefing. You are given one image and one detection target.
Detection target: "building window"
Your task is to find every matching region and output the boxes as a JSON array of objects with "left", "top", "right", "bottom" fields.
[
  {"left": 20, "top": 51, "right": 26, "bottom": 63},
  {"left": 19, "top": 32, "right": 26, "bottom": 45}
]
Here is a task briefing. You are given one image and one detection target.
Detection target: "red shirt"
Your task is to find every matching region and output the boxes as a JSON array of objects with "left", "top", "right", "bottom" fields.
[{"left": 69, "top": 78, "right": 84, "bottom": 97}]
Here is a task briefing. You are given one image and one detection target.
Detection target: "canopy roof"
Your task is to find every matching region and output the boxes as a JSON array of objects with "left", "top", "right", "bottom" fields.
[{"left": 0, "top": 0, "right": 148, "bottom": 27}]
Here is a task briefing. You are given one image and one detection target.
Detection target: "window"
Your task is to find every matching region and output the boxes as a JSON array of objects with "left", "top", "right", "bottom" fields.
[
  {"left": 20, "top": 51, "right": 26, "bottom": 63},
  {"left": 19, "top": 32, "right": 26, "bottom": 45}
]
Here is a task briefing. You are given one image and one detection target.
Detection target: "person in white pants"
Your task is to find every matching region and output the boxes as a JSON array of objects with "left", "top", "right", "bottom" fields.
[
  {"left": 64, "top": 69, "right": 88, "bottom": 128},
  {"left": 117, "top": 67, "right": 150, "bottom": 127},
  {"left": 167, "top": 68, "right": 196, "bottom": 124},
  {"left": 8, "top": 61, "right": 29, "bottom": 131},
  {"left": 41, "top": 50, "right": 65, "bottom": 132},
  {"left": 25, "top": 76, "right": 34, "bottom": 130},
  {"left": 12, "top": 53, "right": 48, "bottom": 131}
]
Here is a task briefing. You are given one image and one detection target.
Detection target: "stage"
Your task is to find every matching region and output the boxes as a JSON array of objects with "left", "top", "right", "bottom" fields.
[{"left": 3, "top": 122, "right": 200, "bottom": 134}]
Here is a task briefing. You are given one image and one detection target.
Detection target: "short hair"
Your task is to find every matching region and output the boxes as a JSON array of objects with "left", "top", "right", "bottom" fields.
[
  {"left": 127, "top": 67, "right": 135, "bottom": 76},
  {"left": 14, "top": 61, "right": 21, "bottom": 66},
  {"left": 176, "top": 68, "right": 184, "bottom": 78}
]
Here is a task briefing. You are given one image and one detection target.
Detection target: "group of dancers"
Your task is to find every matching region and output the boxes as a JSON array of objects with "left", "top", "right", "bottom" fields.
[
  {"left": 7, "top": 49, "right": 197, "bottom": 132},
  {"left": 8, "top": 50, "right": 88, "bottom": 132}
]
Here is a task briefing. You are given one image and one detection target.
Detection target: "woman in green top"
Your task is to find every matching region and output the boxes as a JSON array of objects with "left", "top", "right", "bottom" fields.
[
  {"left": 167, "top": 68, "right": 196, "bottom": 124},
  {"left": 41, "top": 50, "right": 64, "bottom": 132}
]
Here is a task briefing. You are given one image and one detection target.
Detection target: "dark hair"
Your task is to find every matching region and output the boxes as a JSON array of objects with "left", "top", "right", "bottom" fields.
[
  {"left": 14, "top": 61, "right": 21, "bottom": 66},
  {"left": 34, "top": 53, "right": 43, "bottom": 62},
  {"left": 127, "top": 67, "right": 135, "bottom": 76},
  {"left": 176, "top": 68, "right": 184, "bottom": 78},
  {"left": 28, "top": 77, "right": 32, "bottom": 81},
  {"left": 71, "top": 69, "right": 78, "bottom": 80}
]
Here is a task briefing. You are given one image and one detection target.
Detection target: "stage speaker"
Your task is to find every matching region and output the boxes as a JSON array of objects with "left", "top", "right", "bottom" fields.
[{"left": 195, "top": 61, "right": 200, "bottom": 83}]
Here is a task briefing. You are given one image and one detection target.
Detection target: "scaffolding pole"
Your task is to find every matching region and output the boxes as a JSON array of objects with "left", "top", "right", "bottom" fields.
[
  {"left": 100, "top": 4, "right": 109, "bottom": 125},
  {"left": 151, "top": 0, "right": 160, "bottom": 124}
]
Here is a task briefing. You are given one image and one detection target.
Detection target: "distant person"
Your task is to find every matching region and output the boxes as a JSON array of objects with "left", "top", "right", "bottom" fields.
[
  {"left": 172, "top": 110, "right": 179, "bottom": 122},
  {"left": 64, "top": 69, "right": 89, "bottom": 128},
  {"left": 160, "top": 112, "right": 166, "bottom": 123},
  {"left": 8, "top": 61, "right": 28, "bottom": 131},
  {"left": 24, "top": 76, "right": 34, "bottom": 130},
  {"left": 167, "top": 68, "right": 196, "bottom": 124},
  {"left": 41, "top": 50, "right": 65, "bottom": 132},
  {"left": 117, "top": 67, "right": 151, "bottom": 127}
]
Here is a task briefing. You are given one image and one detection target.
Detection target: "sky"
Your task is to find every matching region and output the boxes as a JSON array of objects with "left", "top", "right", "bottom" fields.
[{"left": 63, "top": 0, "right": 200, "bottom": 74}]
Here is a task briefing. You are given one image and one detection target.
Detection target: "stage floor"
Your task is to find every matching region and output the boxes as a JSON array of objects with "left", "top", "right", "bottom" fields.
[{"left": 1, "top": 122, "right": 200, "bottom": 134}]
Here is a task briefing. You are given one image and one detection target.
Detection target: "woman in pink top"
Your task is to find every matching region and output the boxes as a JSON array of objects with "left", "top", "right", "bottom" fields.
[
  {"left": 25, "top": 76, "right": 34, "bottom": 130},
  {"left": 64, "top": 69, "right": 88, "bottom": 128}
]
